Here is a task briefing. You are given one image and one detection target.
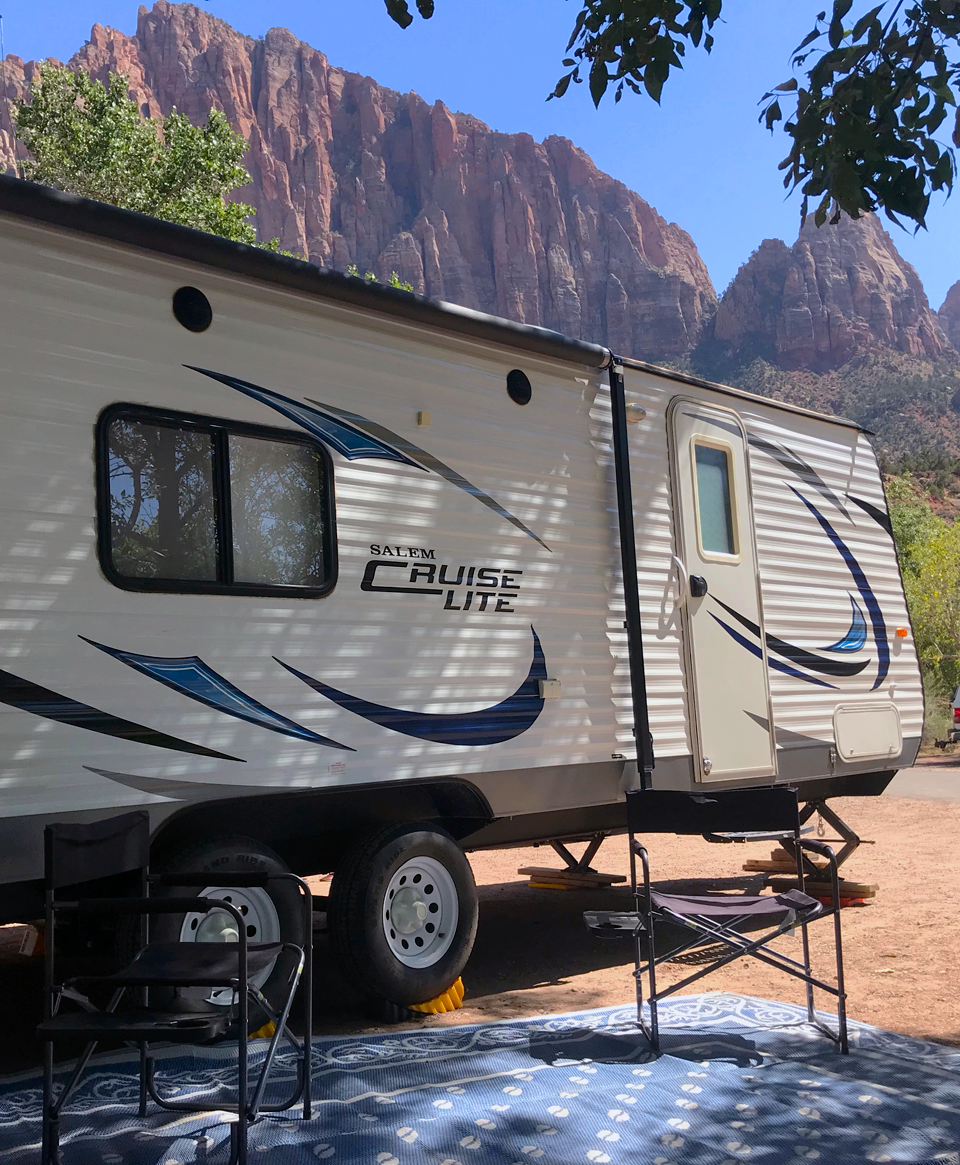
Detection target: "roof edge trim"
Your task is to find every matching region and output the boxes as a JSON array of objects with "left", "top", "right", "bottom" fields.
[{"left": 0, "top": 175, "right": 612, "bottom": 371}]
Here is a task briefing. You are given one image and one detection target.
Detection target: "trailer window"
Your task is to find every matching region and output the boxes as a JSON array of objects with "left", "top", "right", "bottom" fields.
[
  {"left": 107, "top": 420, "right": 218, "bottom": 582},
  {"left": 98, "top": 405, "right": 336, "bottom": 597},
  {"left": 693, "top": 442, "right": 737, "bottom": 557},
  {"left": 229, "top": 434, "right": 327, "bottom": 587}
]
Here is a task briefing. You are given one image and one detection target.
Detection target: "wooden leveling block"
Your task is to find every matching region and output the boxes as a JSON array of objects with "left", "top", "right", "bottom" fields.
[
  {"left": 745, "top": 846, "right": 877, "bottom": 904},
  {"left": 519, "top": 835, "right": 626, "bottom": 891}
]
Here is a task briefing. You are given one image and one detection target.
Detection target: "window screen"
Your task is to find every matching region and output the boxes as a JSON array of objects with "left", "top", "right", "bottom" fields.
[
  {"left": 100, "top": 407, "right": 335, "bottom": 596},
  {"left": 694, "top": 443, "right": 736, "bottom": 556}
]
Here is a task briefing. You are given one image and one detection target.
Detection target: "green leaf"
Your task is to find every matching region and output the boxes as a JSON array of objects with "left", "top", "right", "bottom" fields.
[
  {"left": 383, "top": 0, "right": 413, "bottom": 29},
  {"left": 852, "top": 5, "right": 883, "bottom": 41},
  {"left": 589, "top": 59, "right": 609, "bottom": 107},
  {"left": 549, "top": 73, "right": 574, "bottom": 101}
]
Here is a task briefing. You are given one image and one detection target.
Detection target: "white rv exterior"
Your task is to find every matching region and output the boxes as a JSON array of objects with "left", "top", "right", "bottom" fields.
[{"left": 0, "top": 178, "right": 921, "bottom": 1011}]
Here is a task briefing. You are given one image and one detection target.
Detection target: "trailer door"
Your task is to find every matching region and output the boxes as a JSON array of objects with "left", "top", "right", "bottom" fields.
[{"left": 669, "top": 399, "right": 776, "bottom": 783}]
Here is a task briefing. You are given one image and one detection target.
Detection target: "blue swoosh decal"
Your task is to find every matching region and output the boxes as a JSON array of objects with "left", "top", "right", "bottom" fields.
[
  {"left": 710, "top": 615, "right": 838, "bottom": 689},
  {"left": 790, "top": 487, "right": 889, "bottom": 689},
  {"left": 187, "top": 366, "right": 550, "bottom": 552},
  {"left": 81, "top": 637, "right": 354, "bottom": 750},
  {"left": 823, "top": 595, "right": 867, "bottom": 653},
  {"left": 277, "top": 627, "right": 547, "bottom": 745},
  {"left": 188, "top": 367, "right": 423, "bottom": 467}
]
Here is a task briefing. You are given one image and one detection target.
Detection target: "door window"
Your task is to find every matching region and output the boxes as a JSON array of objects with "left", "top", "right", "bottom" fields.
[{"left": 693, "top": 441, "right": 738, "bottom": 558}]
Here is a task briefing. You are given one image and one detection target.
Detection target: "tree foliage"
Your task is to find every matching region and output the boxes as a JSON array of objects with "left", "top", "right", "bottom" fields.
[
  {"left": 887, "top": 474, "right": 960, "bottom": 732},
  {"left": 15, "top": 63, "right": 264, "bottom": 245},
  {"left": 346, "top": 262, "right": 415, "bottom": 291},
  {"left": 384, "top": 0, "right": 960, "bottom": 231}
]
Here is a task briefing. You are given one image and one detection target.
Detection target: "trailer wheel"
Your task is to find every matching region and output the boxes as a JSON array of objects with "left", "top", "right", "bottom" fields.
[
  {"left": 148, "top": 835, "right": 305, "bottom": 1031},
  {"left": 328, "top": 822, "right": 478, "bottom": 1009}
]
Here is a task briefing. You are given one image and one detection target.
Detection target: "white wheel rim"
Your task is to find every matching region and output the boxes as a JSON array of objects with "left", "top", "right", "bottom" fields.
[
  {"left": 381, "top": 855, "right": 459, "bottom": 969},
  {"left": 179, "top": 886, "right": 281, "bottom": 1005}
]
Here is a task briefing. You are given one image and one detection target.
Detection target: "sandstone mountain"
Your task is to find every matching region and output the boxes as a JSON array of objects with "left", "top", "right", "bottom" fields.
[
  {"left": 1, "top": 2, "right": 957, "bottom": 457},
  {"left": 705, "top": 213, "right": 950, "bottom": 373},
  {"left": 941, "top": 282, "right": 960, "bottom": 351},
  {"left": 0, "top": 1, "right": 715, "bottom": 363}
]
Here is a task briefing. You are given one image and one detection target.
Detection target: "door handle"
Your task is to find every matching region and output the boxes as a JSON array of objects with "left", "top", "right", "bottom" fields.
[
  {"left": 671, "top": 556, "right": 688, "bottom": 609},
  {"left": 690, "top": 574, "right": 708, "bottom": 598}
]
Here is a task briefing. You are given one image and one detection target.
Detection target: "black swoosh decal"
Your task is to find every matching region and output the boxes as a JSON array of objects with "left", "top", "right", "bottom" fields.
[
  {"left": 847, "top": 494, "right": 893, "bottom": 537},
  {"left": 711, "top": 598, "right": 868, "bottom": 678},
  {"left": 710, "top": 614, "right": 838, "bottom": 688},
  {"left": 305, "top": 397, "right": 552, "bottom": 552},
  {"left": 680, "top": 413, "right": 850, "bottom": 522},
  {"left": 86, "top": 767, "right": 266, "bottom": 801},
  {"left": 744, "top": 710, "right": 829, "bottom": 745},
  {"left": 748, "top": 435, "right": 849, "bottom": 519},
  {"left": 0, "top": 670, "right": 242, "bottom": 760}
]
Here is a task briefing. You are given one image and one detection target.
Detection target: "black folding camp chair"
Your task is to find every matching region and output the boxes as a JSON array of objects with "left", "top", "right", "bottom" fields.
[
  {"left": 584, "top": 787, "right": 848, "bottom": 1053},
  {"left": 39, "top": 811, "right": 313, "bottom": 1165}
]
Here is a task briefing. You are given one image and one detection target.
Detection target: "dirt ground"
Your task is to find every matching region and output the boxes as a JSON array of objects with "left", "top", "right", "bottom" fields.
[
  {"left": 2, "top": 791, "right": 958, "bottom": 1074},
  {"left": 315, "top": 793, "right": 960, "bottom": 1047}
]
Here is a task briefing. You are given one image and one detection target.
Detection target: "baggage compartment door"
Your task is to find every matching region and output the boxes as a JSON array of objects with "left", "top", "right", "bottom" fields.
[{"left": 669, "top": 399, "right": 776, "bottom": 783}]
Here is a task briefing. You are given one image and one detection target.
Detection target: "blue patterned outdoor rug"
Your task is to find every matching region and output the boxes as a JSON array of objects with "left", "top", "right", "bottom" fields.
[{"left": 2, "top": 993, "right": 960, "bottom": 1164}]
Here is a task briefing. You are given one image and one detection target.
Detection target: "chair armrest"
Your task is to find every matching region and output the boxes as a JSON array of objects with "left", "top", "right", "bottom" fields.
[
  {"left": 149, "top": 873, "right": 270, "bottom": 888},
  {"left": 796, "top": 839, "right": 838, "bottom": 866}
]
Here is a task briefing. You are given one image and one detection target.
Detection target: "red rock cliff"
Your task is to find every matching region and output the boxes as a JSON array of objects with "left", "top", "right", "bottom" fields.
[
  {"left": 0, "top": 2, "right": 716, "bottom": 362},
  {"left": 711, "top": 213, "right": 949, "bottom": 371},
  {"left": 940, "top": 282, "right": 960, "bottom": 352}
]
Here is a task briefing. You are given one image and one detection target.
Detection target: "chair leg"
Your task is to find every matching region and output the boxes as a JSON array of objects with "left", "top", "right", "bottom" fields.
[
  {"left": 41, "top": 1041, "right": 57, "bottom": 1165},
  {"left": 832, "top": 904, "right": 849, "bottom": 1053},
  {"left": 800, "top": 921, "right": 816, "bottom": 1025},
  {"left": 303, "top": 921, "right": 312, "bottom": 1121},
  {"left": 645, "top": 913, "right": 659, "bottom": 1052},
  {"left": 139, "top": 1044, "right": 149, "bottom": 1118}
]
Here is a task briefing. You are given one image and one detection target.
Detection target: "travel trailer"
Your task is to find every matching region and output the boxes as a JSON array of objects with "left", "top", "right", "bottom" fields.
[{"left": 0, "top": 176, "right": 922, "bottom": 1016}]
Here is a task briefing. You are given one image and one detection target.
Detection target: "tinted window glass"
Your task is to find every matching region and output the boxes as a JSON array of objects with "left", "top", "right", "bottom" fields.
[
  {"left": 229, "top": 434, "right": 327, "bottom": 587},
  {"left": 100, "top": 406, "right": 335, "bottom": 596},
  {"left": 694, "top": 443, "right": 736, "bottom": 555},
  {"left": 107, "top": 418, "right": 217, "bottom": 581}
]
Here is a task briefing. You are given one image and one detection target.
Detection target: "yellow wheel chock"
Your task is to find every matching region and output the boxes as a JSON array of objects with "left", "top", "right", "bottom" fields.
[
  {"left": 409, "top": 977, "right": 465, "bottom": 1015},
  {"left": 249, "top": 1020, "right": 277, "bottom": 1040}
]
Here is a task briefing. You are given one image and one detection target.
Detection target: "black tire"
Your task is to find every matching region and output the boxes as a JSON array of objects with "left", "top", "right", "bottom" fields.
[
  {"left": 148, "top": 835, "right": 305, "bottom": 1032},
  {"left": 327, "top": 822, "right": 478, "bottom": 1008}
]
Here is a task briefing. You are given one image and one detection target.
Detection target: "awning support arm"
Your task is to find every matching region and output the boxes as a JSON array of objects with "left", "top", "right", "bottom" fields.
[{"left": 608, "top": 359, "right": 654, "bottom": 789}]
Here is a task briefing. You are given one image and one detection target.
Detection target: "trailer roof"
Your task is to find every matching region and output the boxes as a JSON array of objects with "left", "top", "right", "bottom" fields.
[
  {"left": 619, "top": 357, "right": 863, "bottom": 432},
  {"left": 0, "top": 176, "right": 863, "bottom": 433},
  {"left": 0, "top": 175, "right": 611, "bottom": 371}
]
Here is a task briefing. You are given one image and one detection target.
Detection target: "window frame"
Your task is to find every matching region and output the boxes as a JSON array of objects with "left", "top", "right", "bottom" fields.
[
  {"left": 96, "top": 402, "right": 338, "bottom": 598},
  {"left": 690, "top": 436, "right": 741, "bottom": 564}
]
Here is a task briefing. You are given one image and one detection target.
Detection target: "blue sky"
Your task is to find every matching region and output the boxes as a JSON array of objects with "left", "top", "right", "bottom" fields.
[{"left": 4, "top": 0, "right": 957, "bottom": 306}]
